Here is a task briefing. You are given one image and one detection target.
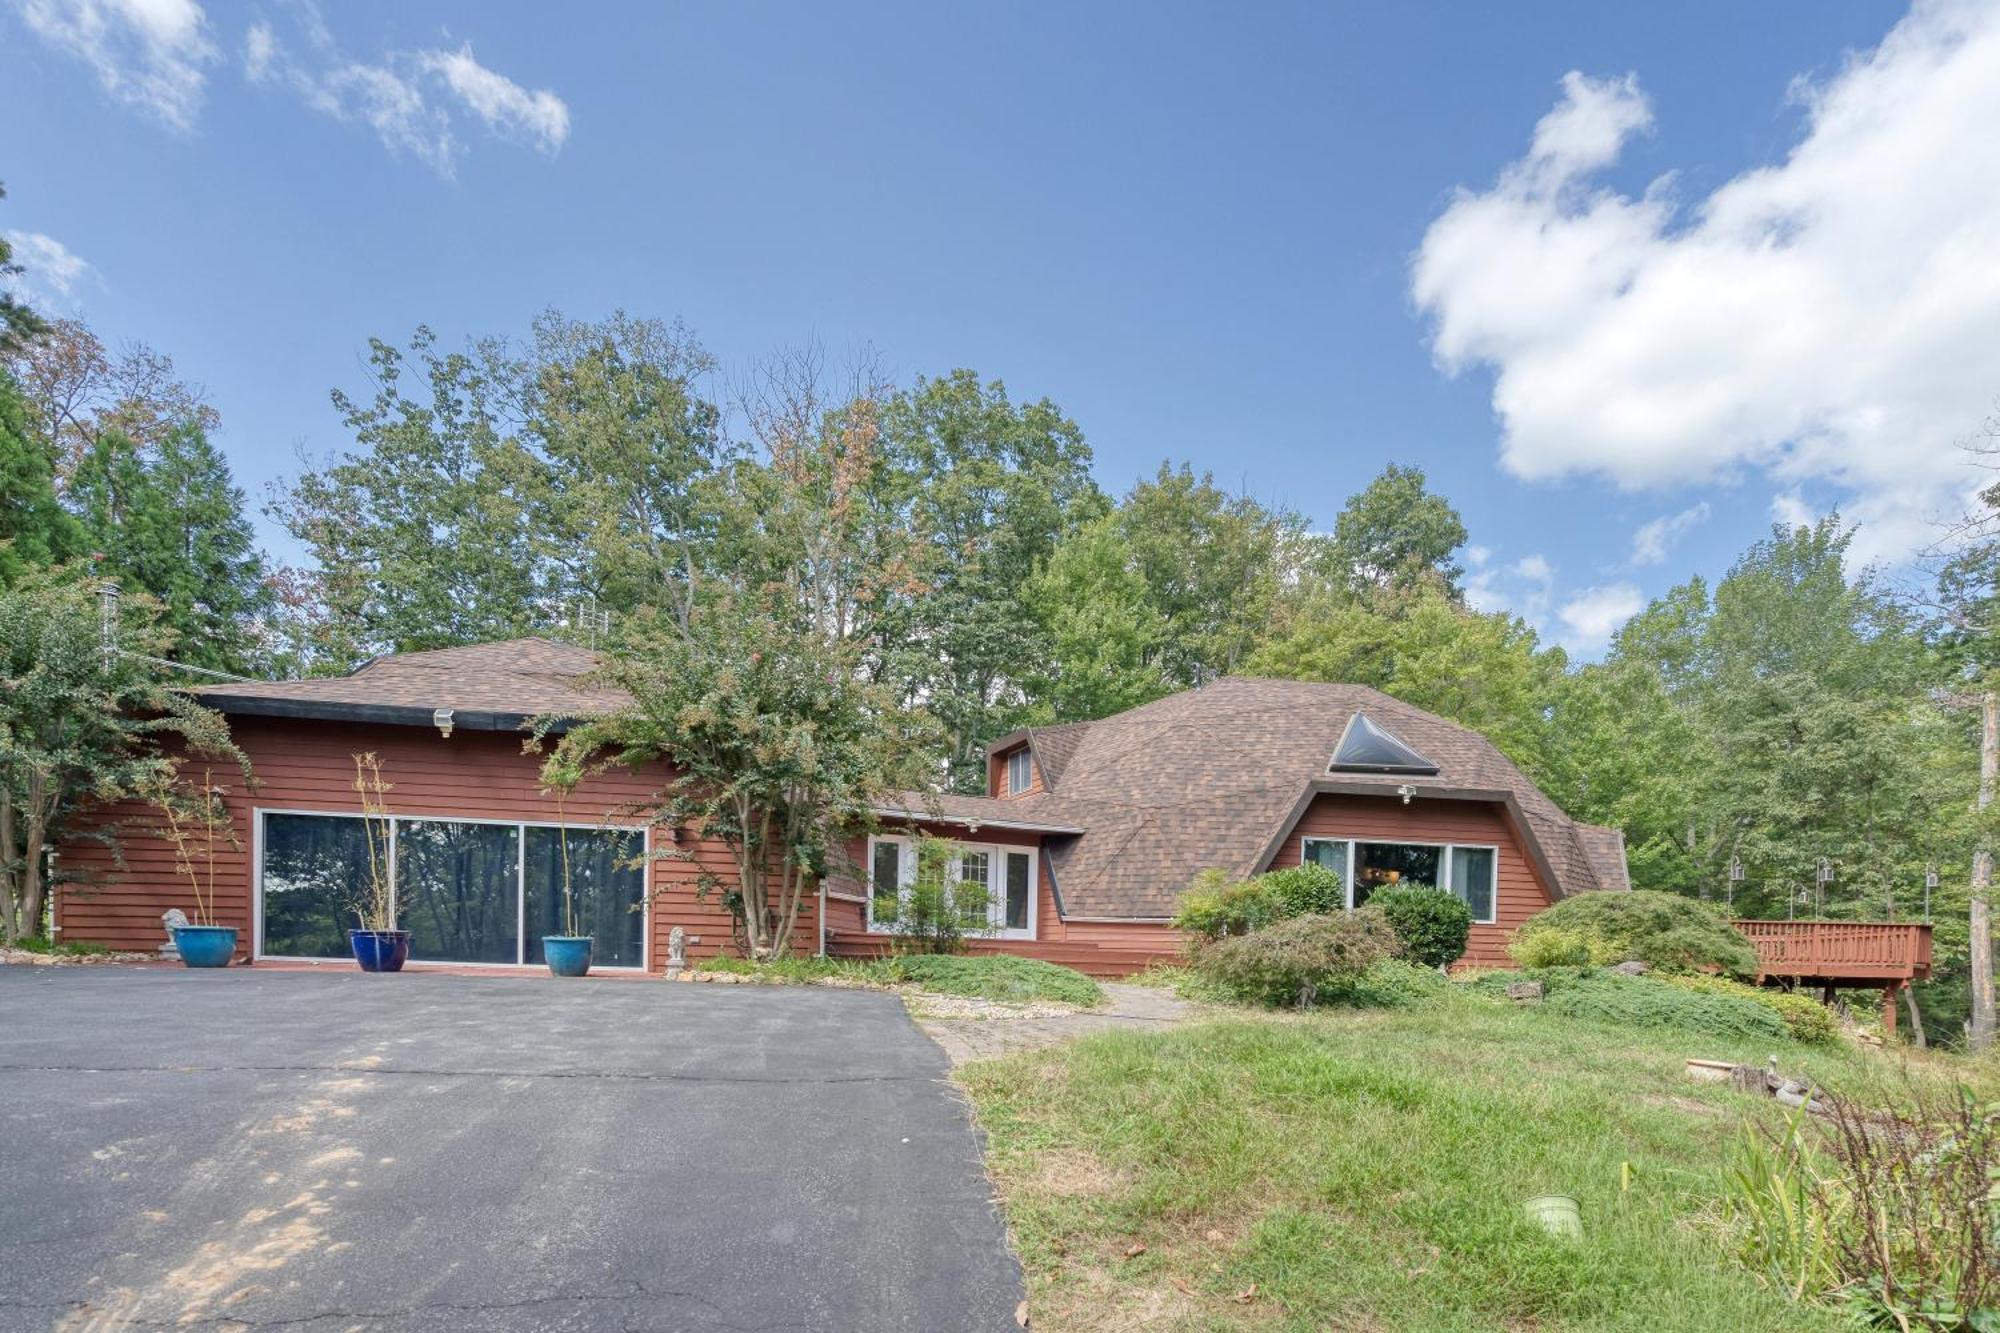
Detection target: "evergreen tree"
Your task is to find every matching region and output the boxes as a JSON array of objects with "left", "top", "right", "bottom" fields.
[
  {"left": 70, "top": 425, "right": 271, "bottom": 674},
  {"left": 0, "top": 373, "right": 81, "bottom": 585},
  {"left": 0, "top": 184, "right": 48, "bottom": 356}
]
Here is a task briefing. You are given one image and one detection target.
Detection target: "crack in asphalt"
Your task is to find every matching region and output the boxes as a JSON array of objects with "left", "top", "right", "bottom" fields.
[{"left": 0, "top": 1062, "right": 935, "bottom": 1086}]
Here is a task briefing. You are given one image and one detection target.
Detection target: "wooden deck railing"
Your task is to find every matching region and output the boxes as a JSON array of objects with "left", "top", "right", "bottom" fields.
[{"left": 1732, "top": 919, "right": 1934, "bottom": 982}]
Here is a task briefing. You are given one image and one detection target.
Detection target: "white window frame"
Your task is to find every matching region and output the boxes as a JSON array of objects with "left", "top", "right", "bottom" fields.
[
  {"left": 252, "top": 807, "right": 652, "bottom": 971},
  {"left": 1299, "top": 835, "right": 1500, "bottom": 926},
  {"left": 1006, "top": 748, "right": 1033, "bottom": 795},
  {"left": 864, "top": 833, "right": 1037, "bottom": 941}
]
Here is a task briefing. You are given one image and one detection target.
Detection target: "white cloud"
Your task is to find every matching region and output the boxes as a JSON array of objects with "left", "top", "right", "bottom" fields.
[
  {"left": 1557, "top": 583, "right": 1645, "bottom": 652},
  {"left": 420, "top": 44, "right": 568, "bottom": 154},
  {"left": 1770, "top": 491, "right": 1818, "bottom": 529},
  {"left": 1412, "top": 0, "right": 2000, "bottom": 567},
  {"left": 15, "top": 0, "right": 217, "bottom": 129},
  {"left": 1630, "top": 501, "right": 1711, "bottom": 565},
  {"left": 1512, "top": 553, "right": 1553, "bottom": 582},
  {"left": 2, "top": 230, "right": 93, "bottom": 300},
  {"left": 238, "top": 6, "right": 567, "bottom": 176},
  {"left": 1465, "top": 550, "right": 1555, "bottom": 628},
  {"left": 242, "top": 20, "right": 275, "bottom": 82}
]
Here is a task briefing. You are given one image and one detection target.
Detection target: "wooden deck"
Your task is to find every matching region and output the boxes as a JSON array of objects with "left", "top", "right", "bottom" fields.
[{"left": 1733, "top": 919, "right": 1934, "bottom": 984}]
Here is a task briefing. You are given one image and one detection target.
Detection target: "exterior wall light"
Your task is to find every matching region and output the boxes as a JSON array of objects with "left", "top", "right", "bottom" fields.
[
  {"left": 1396, "top": 784, "right": 1416, "bottom": 805},
  {"left": 433, "top": 708, "right": 454, "bottom": 739}
]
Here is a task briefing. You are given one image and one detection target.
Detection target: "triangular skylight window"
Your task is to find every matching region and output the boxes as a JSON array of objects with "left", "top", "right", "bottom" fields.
[{"left": 1328, "top": 711, "right": 1440, "bottom": 776}]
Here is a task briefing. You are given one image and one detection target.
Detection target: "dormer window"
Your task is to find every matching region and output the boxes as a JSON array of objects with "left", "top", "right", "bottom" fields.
[
  {"left": 1328, "top": 711, "right": 1439, "bottom": 776},
  {"left": 1006, "top": 747, "right": 1033, "bottom": 795}
]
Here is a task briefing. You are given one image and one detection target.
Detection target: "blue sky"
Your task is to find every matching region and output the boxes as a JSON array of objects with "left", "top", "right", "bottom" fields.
[{"left": 8, "top": 0, "right": 1992, "bottom": 656}]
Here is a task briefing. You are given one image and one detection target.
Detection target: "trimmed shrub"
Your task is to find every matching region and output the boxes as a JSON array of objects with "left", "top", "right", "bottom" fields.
[
  {"left": 1509, "top": 890, "right": 1759, "bottom": 979},
  {"left": 1665, "top": 973, "right": 1839, "bottom": 1046},
  {"left": 1257, "top": 863, "right": 1345, "bottom": 917},
  {"left": 1173, "top": 869, "right": 1288, "bottom": 940},
  {"left": 1195, "top": 908, "right": 1403, "bottom": 1008},
  {"left": 1370, "top": 883, "right": 1472, "bottom": 969}
]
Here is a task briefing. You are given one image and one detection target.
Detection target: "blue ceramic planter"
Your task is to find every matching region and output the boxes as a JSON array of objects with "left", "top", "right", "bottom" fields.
[
  {"left": 348, "top": 929, "right": 411, "bottom": 973},
  {"left": 542, "top": 935, "right": 593, "bottom": 977},
  {"left": 173, "top": 925, "right": 238, "bottom": 968}
]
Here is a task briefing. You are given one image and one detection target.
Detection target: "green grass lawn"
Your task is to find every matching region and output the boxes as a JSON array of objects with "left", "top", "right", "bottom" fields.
[{"left": 959, "top": 992, "right": 1986, "bottom": 1332}]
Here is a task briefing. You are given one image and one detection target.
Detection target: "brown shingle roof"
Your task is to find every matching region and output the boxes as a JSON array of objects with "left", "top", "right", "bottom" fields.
[
  {"left": 195, "top": 638, "right": 626, "bottom": 729},
  {"left": 986, "top": 676, "right": 1629, "bottom": 919}
]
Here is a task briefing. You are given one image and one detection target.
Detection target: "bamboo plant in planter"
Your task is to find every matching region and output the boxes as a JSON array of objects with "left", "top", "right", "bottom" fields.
[
  {"left": 146, "top": 764, "right": 240, "bottom": 968},
  {"left": 347, "top": 752, "right": 408, "bottom": 972},
  {"left": 539, "top": 783, "right": 592, "bottom": 977}
]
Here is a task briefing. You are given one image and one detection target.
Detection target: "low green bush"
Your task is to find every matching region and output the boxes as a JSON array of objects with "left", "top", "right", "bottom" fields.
[
  {"left": 1477, "top": 967, "right": 1787, "bottom": 1042},
  {"left": 1257, "top": 863, "right": 1345, "bottom": 917},
  {"left": 1665, "top": 973, "right": 1839, "bottom": 1046},
  {"left": 878, "top": 954, "right": 1103, "bottom": 1007},
  {"left": 1507, "top": 924, "right": 1596, "bottom": 968},
  {"left": 1172, "top": 869, "right": 1288, "bottom": 940},
  {"left": 1344, "top": 957, "right": 1457, "bottom": 1009},
  {"left": 1509, "top": 890, "right": 1759, "bottom": 979},
  {"left": 1194, "top": 908, "right": 1403, "bottom": 1008},
  {"left": 1369, "top": 883, "right": 1472, "bottom": 969}
]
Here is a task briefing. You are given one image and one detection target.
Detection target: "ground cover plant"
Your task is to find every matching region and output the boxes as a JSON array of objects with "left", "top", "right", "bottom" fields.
[
  {"left": 960, "top": 995, "right": 1986, "bottom": 1332},
  {"left": 1471, "top": 966, "right": 1792, "bottom": 1044},
  {"left": 1665, "top": 973, "right": 1841, "bottom": 1046},
  {"left": 1509, "top": 890, "right": 1760, "bottom": 978},
  {"left": 688, "top": 952, "right": 1104, "bottom": 1007}
]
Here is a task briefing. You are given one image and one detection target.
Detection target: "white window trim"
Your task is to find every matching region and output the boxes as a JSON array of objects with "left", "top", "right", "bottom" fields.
[
  {"left": 252, "top": 806, "right": 653, "bottom": 971},
  {"left": 1006, "top": 748, "right": 1033, "bottom": 795},
  {"left": 864, "top": 833, "right": 1038, "bottom": 941},
  {"left": 1299, "top": 835, "right": 1500, "bottom": 926}
]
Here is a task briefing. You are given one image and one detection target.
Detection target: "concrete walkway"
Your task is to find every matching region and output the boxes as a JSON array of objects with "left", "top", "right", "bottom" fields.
[{"left": 913, "top": 981, "right": 1197, "bottom": 1066}]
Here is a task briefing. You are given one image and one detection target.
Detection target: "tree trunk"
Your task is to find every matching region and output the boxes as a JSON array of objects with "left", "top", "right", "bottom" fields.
[
  {"left": 0, "top": 783, "right": 17, "bottom": 944},
  {"left": 1903, "top": 984, "right": 1927, "bottom": 1049},
  {"left": 1971, "top": 689, "right": 1997, "bottom": 1053}
]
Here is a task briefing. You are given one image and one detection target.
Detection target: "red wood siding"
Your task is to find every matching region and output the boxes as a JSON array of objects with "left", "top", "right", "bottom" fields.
[
  {"left": 987, "top": 744, "right": 1042, "bottom": 800},
  {"left": 824, "top": 819, "right": 1183, "bottom": 977},
  {"left": 1262, "top": 792, "right": 1551, "bottom": 968},
  {"left": 54, "top": 716, "right": 817, "bottom": 970}
]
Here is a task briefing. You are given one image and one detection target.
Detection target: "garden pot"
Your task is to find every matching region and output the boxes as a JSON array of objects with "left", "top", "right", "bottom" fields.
[
  {"left": 542, "top": 935, "right": 593, "bottom": 978},
  {"left": 172, "top": 925, "right": 238, "bottom": 968},
  {"left": 348, "top": 929, "right": 411, "bottom": 973},
  {"left": 1523, "top": 1193, "right": 1582, "bottom": 1240}
]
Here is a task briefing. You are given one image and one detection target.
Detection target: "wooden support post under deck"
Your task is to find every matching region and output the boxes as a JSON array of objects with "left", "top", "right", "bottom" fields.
[{"left": 1882, "top": 982, "right": 1901, "bottom": 1038}]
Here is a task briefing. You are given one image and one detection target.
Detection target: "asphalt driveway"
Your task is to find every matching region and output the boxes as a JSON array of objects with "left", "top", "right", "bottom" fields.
[{"left": 0, "top": 966, "right": 1023, "bottom": 1332}]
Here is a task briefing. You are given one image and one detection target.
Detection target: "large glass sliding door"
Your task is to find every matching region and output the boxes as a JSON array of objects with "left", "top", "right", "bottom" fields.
[
  {"left": 261, "top": 813, "right": 374, "bottom": 959},
  {"left": 399, "top": 820, "right": 521, "bottom": 965},
  {"left": 523, "top": 826, "right": 646, "bottom": 968},
  {"left": 257, "top": 811, "right": 648, "bottom": 967}
]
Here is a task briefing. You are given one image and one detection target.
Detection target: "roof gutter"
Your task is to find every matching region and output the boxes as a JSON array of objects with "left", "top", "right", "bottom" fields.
[
  {"left": 868, "top": 806, "right": 1087, "bottom": 836},
  {"left": 197, "top": 695, "right": 583, "bottom": 735}
]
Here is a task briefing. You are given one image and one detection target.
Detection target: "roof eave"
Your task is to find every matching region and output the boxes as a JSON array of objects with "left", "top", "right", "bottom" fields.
[
  {"left": 1245, "top": 778, "right": 1577, "bottom": 902},
  {"left": 196, "top": 694, "right": 583, "bottom": 734},
  {"left": 868, "top": 805, "right": 1087, "bottom": 836}
]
